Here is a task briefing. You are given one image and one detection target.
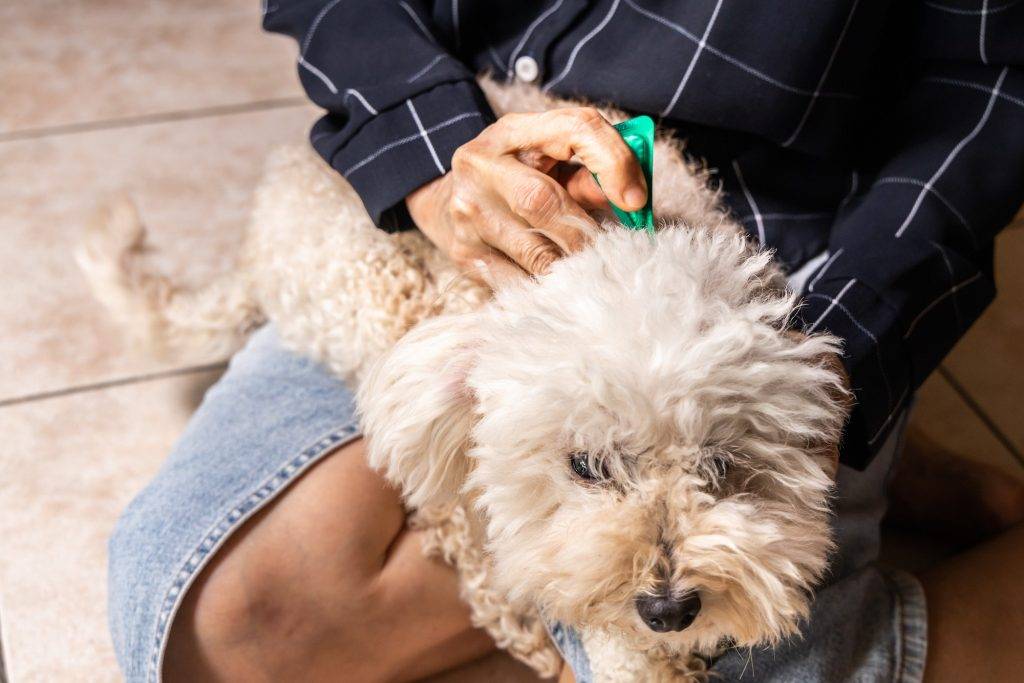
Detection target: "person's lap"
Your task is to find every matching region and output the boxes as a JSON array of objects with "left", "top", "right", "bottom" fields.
[
  {"left": 109, "top": 326, "right": 497, "bottom": 682},
  {"left": 162, "top": 434, "right": 492, "bottom": 682},
  {"left": 108, "top": 324, "right": 925, "bottom": 682}
]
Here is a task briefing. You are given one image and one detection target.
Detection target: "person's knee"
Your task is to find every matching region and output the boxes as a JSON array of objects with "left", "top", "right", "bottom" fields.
[
  {"left": 986, "top": 476, "right": 1024, "bottom": 530},
  {"left": 166, "top": 516, "right": 392, "bottom": 679}
]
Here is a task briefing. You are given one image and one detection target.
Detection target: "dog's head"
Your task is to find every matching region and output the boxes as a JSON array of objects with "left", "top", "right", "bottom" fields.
[{"left": 359, "top": 224, "right": 849, "bottom": 653}]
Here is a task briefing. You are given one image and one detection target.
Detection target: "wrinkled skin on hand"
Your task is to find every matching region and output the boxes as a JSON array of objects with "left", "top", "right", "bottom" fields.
[{"left": 406, "top": 107, "right": 648, "bottom": 287}]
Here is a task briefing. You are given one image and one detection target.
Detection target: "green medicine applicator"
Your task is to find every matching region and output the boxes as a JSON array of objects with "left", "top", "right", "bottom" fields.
[{"left": 592, "top": 115, "right": 655, "bottom": 234}]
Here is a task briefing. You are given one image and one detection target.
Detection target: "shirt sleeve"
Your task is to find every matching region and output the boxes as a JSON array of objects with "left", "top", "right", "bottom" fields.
[
  {"left": 263, "top": 0, "right": 495, "bottom": 231},
  {"left": 794, "top": 7, "right": 1024, "bottom": 469}
]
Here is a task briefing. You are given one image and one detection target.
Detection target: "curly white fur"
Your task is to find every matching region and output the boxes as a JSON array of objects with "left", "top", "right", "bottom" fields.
[{"left": 80, "top": 79, "right": 850, "bottom": 681}]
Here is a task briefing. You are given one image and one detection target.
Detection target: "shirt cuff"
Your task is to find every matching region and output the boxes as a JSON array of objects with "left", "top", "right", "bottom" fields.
[
  {"left": 791, "top": 277, "right": 913, "bottom": 470},
  {"left": 314, "top": 79, "right": 495, "bottom": 233}
]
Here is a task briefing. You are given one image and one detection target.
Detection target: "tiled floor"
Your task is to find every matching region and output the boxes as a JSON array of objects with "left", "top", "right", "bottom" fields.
[{"left": 0, "top": 2, "right": 1021, "bottom": 681}]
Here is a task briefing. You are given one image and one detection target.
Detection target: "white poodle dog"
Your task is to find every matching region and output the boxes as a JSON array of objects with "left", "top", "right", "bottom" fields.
[{"left": 80, "top": 80, "right": 850, "bottom": 681}]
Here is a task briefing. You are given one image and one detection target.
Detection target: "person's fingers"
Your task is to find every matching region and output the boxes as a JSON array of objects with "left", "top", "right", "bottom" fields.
[
  {"left": 476, "top": 205, "right": 564, "bottom": 275},
  {"left": 493, "top": 108, "right": 647, "bottom": 211},
  {"left": 467, "top": 247, "right": 528, "bottom": 290},
  {"left": 441, "top": 212, "right": 531, "bottom": 287},
  {"left": 486, "top": 160, "right": 599, "bottom": 256},
  {"left": 518, "top": 154, "right": 607, "bottom": 210},
  {"left": 559, "top": 164, "right": 611, "bottom": 211}
]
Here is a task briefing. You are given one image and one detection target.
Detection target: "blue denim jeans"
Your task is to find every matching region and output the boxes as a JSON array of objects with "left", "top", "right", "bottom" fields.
[{"left": 108, "top": 325, "right": 926, "bottom": 682}]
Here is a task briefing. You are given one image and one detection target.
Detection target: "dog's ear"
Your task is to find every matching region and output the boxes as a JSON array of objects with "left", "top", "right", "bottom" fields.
[{"left": 357, "top": 312, "right": 480, "bottom": 510}]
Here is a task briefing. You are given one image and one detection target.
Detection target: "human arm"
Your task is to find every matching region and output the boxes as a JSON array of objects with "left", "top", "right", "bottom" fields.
[
  {"left": 795, "top": 6, "right": 1024, "bottom": 469},
  {"left": 262, "top": 0, "right": 494, "bottom": 231},
  {"left": 264, "top": 2, "right": 646, "bottom": 281}
]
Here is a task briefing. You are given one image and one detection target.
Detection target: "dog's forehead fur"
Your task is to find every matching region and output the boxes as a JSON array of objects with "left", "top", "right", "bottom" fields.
[{"left": 466, "top": 225, "right": 835, "bottom": 462}]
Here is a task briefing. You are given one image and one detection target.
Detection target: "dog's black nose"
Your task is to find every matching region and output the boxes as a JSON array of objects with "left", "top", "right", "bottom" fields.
[{"left": 635, "top": 592, "right": 701, "bottom": 632}]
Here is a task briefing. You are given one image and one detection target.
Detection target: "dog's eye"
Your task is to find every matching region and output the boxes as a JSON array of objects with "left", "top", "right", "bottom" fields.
[
  {"left": 710, "top": 455, "right": 730, "bottom": 480},
  {"left": 569, "top": 452, "right": 605, "bottom": 481}
]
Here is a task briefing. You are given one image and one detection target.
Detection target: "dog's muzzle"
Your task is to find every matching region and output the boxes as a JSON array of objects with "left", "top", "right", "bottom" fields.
[{"left": 635, "top": 591, "right": 701, "bottom": 633}]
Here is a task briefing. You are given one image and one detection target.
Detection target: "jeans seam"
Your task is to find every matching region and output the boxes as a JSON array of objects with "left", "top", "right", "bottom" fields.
[
  {"left": 881, "top": 568, "right": 928, "bottom": 683},
  {"left": 887, "top": 570, "right": 906, "bottom": 683},
  {"left": 144, "top": 423, "right": 362, "bottom": 683},
  {"left": 544, "top": 622, "right": 592, "bottom": 683}
]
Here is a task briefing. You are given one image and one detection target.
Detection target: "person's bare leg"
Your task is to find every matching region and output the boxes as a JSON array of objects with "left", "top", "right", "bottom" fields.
[
  {"left": 887, "top": 425, "right": 1024, "bottom": 546},
  {"left": 163, "top": 437, "right": 494, "bottom": 682},
  {"left": 919, "top": 521, "right": 1024, "bottom": 682}
]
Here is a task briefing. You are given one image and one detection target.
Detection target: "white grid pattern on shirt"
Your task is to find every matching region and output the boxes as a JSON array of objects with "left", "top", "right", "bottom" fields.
[
  {"left": 623, "top": 0, "right": 857, "bottom": 100},
  {"left": 807, "top": 248, "right": 844, "bottom": 293},
  {"left": 924, "top": 76, "right": 1024, "bottom": 109},
  {"left": 660, "top": 0, "right": 724, "bottom": 117},
  {"left": 922, "top": 0, "right": 1021, "bottom": 14},
  {"left": 544, "top": 0, "right": 621, "bottom": 92},
  {"left": 838, "top": 170, "right": 860, "bottom": 213},
  {"left": 904, "top": 272, "right": 983, "bottom": 339},
  {"left": 930, "top": 240, "right": 963, "bottom": 330},
  {"left": 344, "top": 89, "right": 378, "bottom": 115},
  {"left": 805, "top": 290, "right": 894, "bottom": 410},
  {"left": 451, "top": 0, "right": 461, "bottom": 50},
  {"left": 407, "top": 99, "right": 445, "bottom": 173},
  {"left": 732, "top": 160, "right": 765, "bottom": 244},
  {"left": 407, "top": 54, "right": 448, "bottom": 82},
  {"left": 980, "top": 0, "right": 991, "bottom": 64},
  {"left": 507, "top": 0, "right": 566, "bottom": 80},
  {"left": 894, "top": 67, "right": 1009, "bottom": 238},
  {"left": 301, "top": 0, "right": 346, "bottom": 54},
  {"left": 782, "top": 0, "right": 861, "bottom": 146},
  {"left": 399, "top": 1, "right": 438, "bottom": 43},
  {"left": 343, "top": 111, "right": 483, "bottom": 175},
  {"left": 739, "top": 211, "right": 833, "bottom": 223},
  {"left": 299, "top": 55, "right": 339, "bottom": 94},
  {"left": 875, "top": 176, "right": 975, "bottom": 246},
  {"left": 297, "top": 0, "right": 352, "bottom": 98},
  {"left": 806, "top": 277, "right": 857, "bottom": 333}
]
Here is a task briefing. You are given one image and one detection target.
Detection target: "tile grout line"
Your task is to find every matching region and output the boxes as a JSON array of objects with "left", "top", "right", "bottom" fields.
[
  {"left": 0, "top": 362, "right": 228, "bottom": 408},
  {"left": 0, "top": 97, "right": 308, "bottom": 143},
  {"left": 938, "top": 365, "right": 1024, "bottom": 468}
]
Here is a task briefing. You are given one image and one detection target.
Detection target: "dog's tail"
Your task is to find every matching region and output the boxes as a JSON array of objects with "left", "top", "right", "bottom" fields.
[{"left": 76, "top": 198, "right": 264, "bottom": 362}]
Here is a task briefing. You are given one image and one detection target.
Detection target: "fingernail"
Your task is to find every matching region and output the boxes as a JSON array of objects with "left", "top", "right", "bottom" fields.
[{"left": 624, "top": 185, "right": 646, "bottom": 210}]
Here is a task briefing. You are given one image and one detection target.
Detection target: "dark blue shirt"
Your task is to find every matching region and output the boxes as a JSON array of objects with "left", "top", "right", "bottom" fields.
[{"left": 264, "top": 0, "right": 1024, "bottom": 469}]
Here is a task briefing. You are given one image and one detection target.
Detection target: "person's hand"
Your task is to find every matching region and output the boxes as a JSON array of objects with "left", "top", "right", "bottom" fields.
[{"left": 405, "top": 108, "right": 648, "bottom": 287}]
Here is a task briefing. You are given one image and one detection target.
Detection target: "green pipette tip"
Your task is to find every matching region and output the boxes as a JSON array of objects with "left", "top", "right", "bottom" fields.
[{"left": 592, "top": 115, "right": 655, "bottom": 234}]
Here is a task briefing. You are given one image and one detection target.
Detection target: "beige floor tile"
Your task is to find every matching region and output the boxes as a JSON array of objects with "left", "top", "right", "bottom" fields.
[
  {"left": 942, "top": 227, "right": 1024, "bottom": 456},
  {"left": 909, "top": 371, "right": 1023, "bottom": 479},
  {"left": 0, "top": 104, "right": 318, "bottom": 402},
  {"left": 0, "top": 0, "right": 301, "bottom": 135},
  {"left": 0, "top": 369, "right": 221, "bottom": 682}
]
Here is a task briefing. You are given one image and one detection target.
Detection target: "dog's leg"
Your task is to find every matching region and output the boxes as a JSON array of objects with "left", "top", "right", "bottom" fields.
[{"left": 412, "top": 504, "right": 563, "bottom": 678}]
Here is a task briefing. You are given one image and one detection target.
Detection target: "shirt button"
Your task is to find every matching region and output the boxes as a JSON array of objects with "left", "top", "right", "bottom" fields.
[{"left": 514, "top": 56, "right": 540, "bottom": 83}]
